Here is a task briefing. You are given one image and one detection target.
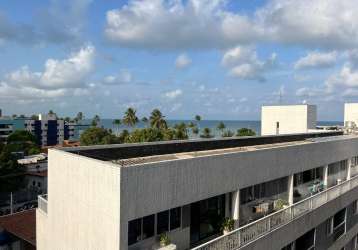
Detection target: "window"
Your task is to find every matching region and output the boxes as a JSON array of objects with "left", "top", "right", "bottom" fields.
[
  {"left": 142, "top": 215, "right": 155, "bottom": 240},
  {"left": 128, "top": 218, "right": 141, "bottom": 245},
  {"left": 354, "top": 200, "right": 358, "bottom": 215},
  {"left": 38, "top": 182, "right": 41, "bottom": 188},
  {"left": 326, "top": 217, "right": 333, "bottom": 235},
  {"left": 295, "top": 229, "right": 315, "bottom": 250},
  {"left": 281, "top": 242, "right": 294, "bottom": 250},
  {"left": 32, "top": 181, "right": 36, "bottom": 186},
  {"left": 157, "top": 210, "right": 169, "bottom": 234},
  {"left": 170, "top": 207, "right": 181, "bottom": 230}
]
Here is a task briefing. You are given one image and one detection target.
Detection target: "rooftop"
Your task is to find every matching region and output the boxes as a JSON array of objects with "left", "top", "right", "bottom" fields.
[
  {"left": 61, "top": 131, "right": 345, "bottom": 167},
  {"left": 0, "top": 209, "right": 36, "bottom": 246}
]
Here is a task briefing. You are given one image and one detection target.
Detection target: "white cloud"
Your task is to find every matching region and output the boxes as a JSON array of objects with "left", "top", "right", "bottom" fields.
[
  {"left": 103, "top": 70, "right": 132, "bottom": 84},
  {"left": 294, "top": 51, "right": 337, "bottom": 70},
  {"left": 175, "top": 53, "right": 192, "bottom": 69},
  {"left": 0, "top": 45, "right": 95, "bottom": 102},
  {"left": 6, "top": 45, "right": 95, "bottom": 89},
  {"left": 105, "top": 0, "right": 358, "bottom": 51},
  {"left": 223, "top": 46, "right": 277, "bottom": 81},
  {"left": 164, "top": 89, "right": 183, "bottom": 99},
  {"left": 105, "top": 0, "right": 259, "bottom": 49}
]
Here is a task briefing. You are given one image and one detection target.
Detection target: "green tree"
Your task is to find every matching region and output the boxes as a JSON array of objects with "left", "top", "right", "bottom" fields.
[
  {"left": 30, "top": 114, "right": 39, "bottom": 120},
  {"left": 75, "top": 112, "right": 84, "bottom": 123},
  {"left": 149, "top": 109, "right": 167, "bottom": 129},
  {"left": 7, "top": 130, "right": 40, "bottom": 155},
  {"left": 91, "top": 114, "right": 100, "bottom": 127},
  {"left": 217, "top": 121, "right": 226, "bottom": 135},
  {"left": 173, "top": 122, "right": 188, "bottom": 140},
  {"left": 222, "top": 130, "right": 234, "bottom": 137},
  {"left": 200, "top": 127, "right": 213, "bottom": 138},
  {"left": 122, "top": 108, "right": 139, "bottom": 128},
  {"left": 126, "top": 128, "right": 164, "bottom": 143},
  {"left": 80, "top": 127, "right": 119, "bottom": 146},
  {"left": 236, "top": 128, "right": 256, "bottom": 137},
  {"left": 0, "top": 149, "right": 25, "bottom": 192},
  {"left": 112, "top": 119, "right": 122, "bottom": 135}
]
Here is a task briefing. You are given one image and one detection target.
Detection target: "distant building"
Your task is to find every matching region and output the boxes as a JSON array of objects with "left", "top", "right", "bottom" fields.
[
  {"left": 0, "top": 114, "right": 89, "bottom": 146},
  {"left": 261, "top": 104, "right": 317, "bottom": 135},
  {"left": 0, "top": 209, "right": 36, "bottom": 250},
  {"left": 344, "top": 103, "right": 358, "bottom": 128}
]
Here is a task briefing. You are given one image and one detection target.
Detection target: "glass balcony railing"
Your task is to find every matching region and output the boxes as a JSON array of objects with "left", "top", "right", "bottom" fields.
[
  {"left": 191, "top": 175, "right": 358, "bottom": 250},
  {"left": 38, "top": 194, "right": 48, "bottom": 214}
]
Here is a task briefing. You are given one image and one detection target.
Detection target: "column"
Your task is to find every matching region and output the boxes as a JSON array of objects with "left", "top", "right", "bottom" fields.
[
  {"left": 347, "top": 158, "right": 352, "bottom": 180},
  {"left": 288, "top": 174, "right": 294, "bottom": 205},
  {"left": 323, "top": 165, "right": 329, "bottom": 187},
  {"left": 231, "top": 190, "right": 240, "bottom": 227},
  {"left": 225, "top": 193, "right": 231, "bottom": 218}
]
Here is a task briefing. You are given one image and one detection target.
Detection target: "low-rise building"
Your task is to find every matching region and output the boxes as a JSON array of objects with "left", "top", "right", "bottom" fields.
[
  {"left": 36, "top": 130, "right": 358, "bottom": 250},
  {"left": 261, "top": 104, "right": 317, "bottom": 135}
]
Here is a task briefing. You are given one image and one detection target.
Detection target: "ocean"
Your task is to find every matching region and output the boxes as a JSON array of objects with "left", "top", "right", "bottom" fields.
[{"left": 88, "top": 119, "right": 344, "bottom": 137}]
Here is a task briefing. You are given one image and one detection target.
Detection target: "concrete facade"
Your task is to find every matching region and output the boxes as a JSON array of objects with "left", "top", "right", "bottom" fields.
[
  {"left": 37, "top": 133, "right": 358, "bottom": 250},
  {"left": 345, "top": 103, "right": 358, "bottom": 128},
  {"left": 261, "top": 105, "right": 317, "bottom": 135}
]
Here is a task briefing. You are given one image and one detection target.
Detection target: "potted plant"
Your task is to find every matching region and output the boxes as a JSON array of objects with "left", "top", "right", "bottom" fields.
[
  {"left": 221, "top": 217, "right": 234, "bottom": 235},
  {"left": 274, "top": 199, "right": 288, "bottom": 210},
  {"left": 159, "top": 233, "right": 170, "bottom": 247}
]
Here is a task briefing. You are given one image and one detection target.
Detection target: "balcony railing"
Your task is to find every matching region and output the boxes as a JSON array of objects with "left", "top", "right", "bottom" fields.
[
  {"left": 191, "top": 175, "right": 358, "bottom": 250},
  {"left": 38, "top": 194, "right": 48, "bottom": 214}
]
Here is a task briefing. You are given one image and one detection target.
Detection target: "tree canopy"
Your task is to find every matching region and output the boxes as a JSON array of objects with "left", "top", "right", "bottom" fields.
[
  {"left": 236, "top": 128, "right": 256, "bottom": 137},
  {"left": 80, "top": 127, "right": 120, "bottom": 146}
]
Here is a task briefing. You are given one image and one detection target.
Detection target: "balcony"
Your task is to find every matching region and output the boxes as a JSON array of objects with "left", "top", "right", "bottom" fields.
[
  {"left": 191, "top": 174, "right": 358, "bottom": 250},
  {"left": 38, "top": 194, "right": 47, "bottom": 214}
]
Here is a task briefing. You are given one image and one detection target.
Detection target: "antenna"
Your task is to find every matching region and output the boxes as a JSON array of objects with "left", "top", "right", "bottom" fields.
[{"left": 279, "top": 88, "right": 283, "bottom": 104}]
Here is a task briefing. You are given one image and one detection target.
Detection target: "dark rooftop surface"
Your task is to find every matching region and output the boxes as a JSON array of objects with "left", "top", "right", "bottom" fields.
[
  {"left": 0, "top": 209, "right": 36, "bottom": 246},
  {"left": 62, "top": 131, "right": 343, "bottom": 164}
]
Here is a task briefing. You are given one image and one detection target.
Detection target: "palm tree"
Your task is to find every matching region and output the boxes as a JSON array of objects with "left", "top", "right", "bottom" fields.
[
  {"left": 112, "top": 119, "right": 121, "bottom": 135},
  {"left": 141, "top": 117, "right": 149, "bottom": 127},
  {"left": 122, "top": 107, "right": 139, "bottom": 128},
  {"left": 75, "top": 112, "right": 84, "bottom": 123},
  {"left": 92, "top": 114, "right": 100, "bottom": 127},
  {"left": 150, "top": 109, "right": 167, "bottom": 129},
  {"left": 195, "top": 114, "right": 202, "bottom": 130},
  {"left": 174, "top": 122, "right": 188, "bottom": 139},
  {"left": 200, "top": 127, "right": 213, "bottom": 138},
  {"left": 217, "top": 121, "right": 226, "bottom": 136}
]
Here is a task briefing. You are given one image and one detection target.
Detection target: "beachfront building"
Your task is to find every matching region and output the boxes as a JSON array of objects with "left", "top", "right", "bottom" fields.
[
  {"left": 37, "top": 130, "right": 358, "bottom": 250},
  {"left": 261, "top": 104, "right": 317, "bottom": 136},
  {"left": 0, "top": 112, "right": 88, "bottom": 146}
]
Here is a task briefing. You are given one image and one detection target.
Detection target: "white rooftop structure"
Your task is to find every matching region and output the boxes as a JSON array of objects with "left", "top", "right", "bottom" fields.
[
  {"left": 344, "top": 103, "right": 358, "bottom": 128},
  {"left": 261, "top": 104, "right": 317, "bottom": 136}
]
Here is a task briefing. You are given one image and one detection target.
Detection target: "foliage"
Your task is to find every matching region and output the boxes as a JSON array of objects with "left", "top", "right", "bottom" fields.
[
  {"left": 159, "top": 233, "right": 170, "bottom": 246},
  {"left": 150, "top": 109, "right": 167, "bottom": 129},
  {"left": 200, "top": 127, "right": 213, "bottom": 138},
  {"left": 274, "top": 199, "right": 288, "bottom": 210},
  {"left": 91, "top": 115, "right": 100, "bottom": 127},
  {"left": 80, "top": 127, "right": 119, "bottom": 146},
  {"left": 30, "top": 114, "right": 39, "bottom": 120},
  {"left": 217, "top": 121, "right": 226, "bottom": 132},
  {"left": 195, "top": 115, "right": 201, "bottom": 122},
  {"left": 236, "top": 128, "right": 256, "bottom": 137},
  {"left": 126, "top": 128, "right": 164, "bottom": 143},
  {"left": 173, "top": 122, "right": 188, "bottom": 140},
  {"left": 222, "top": 130, "right": 234, "bottom": 137},
  {"left": 6, "top": 130, "right": 40, "bottom": 155},
  {"left": 122, "top": 108, "right": 139, "bottom": 127},
  {"left": 221, "top": 217, "right": 235, "bottom": 232}
]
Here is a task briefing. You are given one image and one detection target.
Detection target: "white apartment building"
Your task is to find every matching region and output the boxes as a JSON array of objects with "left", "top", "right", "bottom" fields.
[
  {"left": 261, "top": 105, "right": 317, "bottom": 136},
  {"left": 37, "top": 130, "right": 358, "bottom": 250},
  {"left": 345, "top": 103, "right": 358, "bottom": 128}
]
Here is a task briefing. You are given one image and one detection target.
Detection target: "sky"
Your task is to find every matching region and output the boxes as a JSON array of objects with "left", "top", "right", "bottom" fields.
[{"left": 1, "top": 0, "right": 358, "bottom": 121}]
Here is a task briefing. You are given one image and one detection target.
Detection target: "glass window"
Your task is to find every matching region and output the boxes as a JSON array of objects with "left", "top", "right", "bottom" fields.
[
  {"left": 142, "top": 215, "right": 155, "bottom": 239},
  {"left": 157, "top": 210, "right": 169, "bottom": 234},
  {"left": 170, "top": 207, "right": 181, "bottom": 230},
  {"left": 296, "top": 229, "right": 315, "bottom": 250},
  {"left": 334, "top": 208, "right": 346, "bottom": 228},
  {"left": 354, "top": 200, "right": 358, "bottom": 215},
  {"left": 128, "top": 218, "right": 141, "bottom": 245}
]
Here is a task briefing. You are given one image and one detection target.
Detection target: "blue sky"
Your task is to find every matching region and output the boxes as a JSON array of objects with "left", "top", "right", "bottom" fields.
[{"left": 1, "top": 0, "right": 358, "bottom": 121}]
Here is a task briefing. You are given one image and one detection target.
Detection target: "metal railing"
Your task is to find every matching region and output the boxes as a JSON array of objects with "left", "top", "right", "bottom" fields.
[
  {"left": 38, "top": 194, "right": 48, "bottom": 214},
  {"left": 191, "top": 175, "right": 358, "bottom": 250}
]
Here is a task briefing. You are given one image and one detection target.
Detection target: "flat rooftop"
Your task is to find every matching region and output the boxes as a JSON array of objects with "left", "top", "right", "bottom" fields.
[{"left": 61, "top": 131, "right": 347, "bottom": 167}]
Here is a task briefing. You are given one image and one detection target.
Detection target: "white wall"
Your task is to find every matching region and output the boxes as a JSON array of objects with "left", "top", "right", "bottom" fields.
[
  {"left": 261, "top": 105, "right": 317, "bottom": 135},
  {"left": 37, "top": 149, "right": 121, "bottom": 250},
  {"left": 344, "top": 103, "right": 358, "bottom": 127}
]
